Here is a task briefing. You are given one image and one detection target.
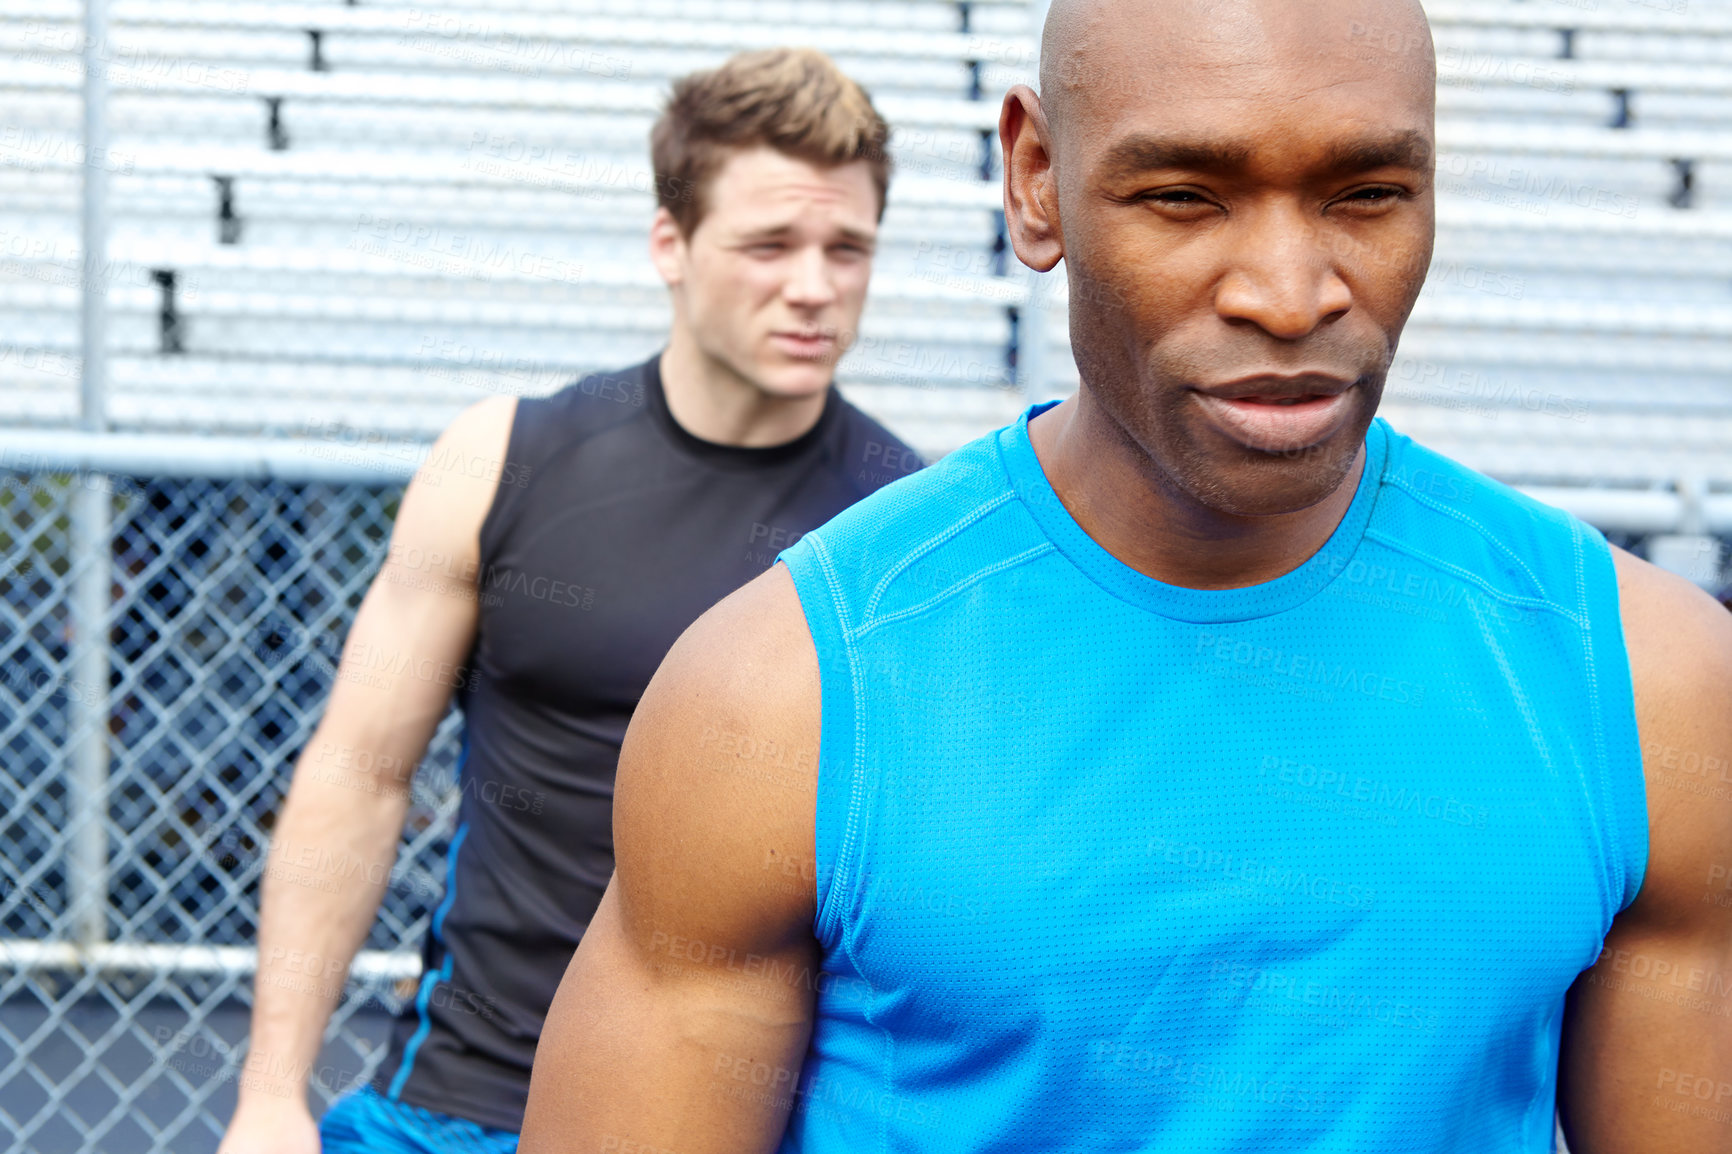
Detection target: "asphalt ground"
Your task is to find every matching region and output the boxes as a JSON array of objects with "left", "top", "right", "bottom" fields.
[{"left": 1, "top": 994, "right": 395, "bottom": 1153}]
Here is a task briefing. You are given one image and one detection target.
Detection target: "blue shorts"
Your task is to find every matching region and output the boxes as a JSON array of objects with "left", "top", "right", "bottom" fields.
[{"left": 319, "top": 1084, "right": 518, "bottom": 1154}]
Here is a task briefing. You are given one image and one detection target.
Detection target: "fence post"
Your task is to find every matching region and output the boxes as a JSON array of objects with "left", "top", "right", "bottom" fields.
[
  {"left": 69, "top": 483, "right": 110, "bottom": 947},
  {"left": 71, "top": 0, "right": 112, "bottom": 949}
]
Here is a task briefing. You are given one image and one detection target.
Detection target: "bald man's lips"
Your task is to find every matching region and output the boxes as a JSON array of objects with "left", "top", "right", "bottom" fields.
[{"left": 1192, "top": 377, "right": 1355, "bottom": 455}]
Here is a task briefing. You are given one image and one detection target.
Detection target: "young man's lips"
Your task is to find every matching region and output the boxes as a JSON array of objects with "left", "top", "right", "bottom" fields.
[
  {"left": 771, "top": 333, "right": 836, "bottom": 361},
  {"left": 1191, "top": 388, "right": 1354, "bottom": 455}
]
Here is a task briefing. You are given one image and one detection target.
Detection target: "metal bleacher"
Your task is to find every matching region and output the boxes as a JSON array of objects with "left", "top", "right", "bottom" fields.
[
  {"left": 1372, "top": 1, "right": 1732, "bottom": 491},
  {"left": 0, "top": 0, "right": 1036, "bottom": 455},
  {"left": 1, "top": 0, "right": 1729, "bottom": 494}
]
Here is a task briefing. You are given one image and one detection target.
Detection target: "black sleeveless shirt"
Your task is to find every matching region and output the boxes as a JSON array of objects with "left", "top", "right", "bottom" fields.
[{"left": 371, "top": 355, "right": 924, "bottom": 1129}]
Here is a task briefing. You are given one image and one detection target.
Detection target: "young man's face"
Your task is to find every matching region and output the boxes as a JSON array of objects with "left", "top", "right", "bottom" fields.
[{"left": 653, "top": 146, "right": 880, "bottom": 400}]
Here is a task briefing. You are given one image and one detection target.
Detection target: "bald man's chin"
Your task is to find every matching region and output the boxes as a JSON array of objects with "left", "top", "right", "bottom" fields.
[{"left": 1192, "top": 448, "right": 1364, "bottom": 520}]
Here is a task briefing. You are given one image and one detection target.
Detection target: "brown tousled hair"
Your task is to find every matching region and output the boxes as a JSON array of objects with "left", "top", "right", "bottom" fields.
[{"left": 651, "top": 47, "right": 892, "bottom": 236}]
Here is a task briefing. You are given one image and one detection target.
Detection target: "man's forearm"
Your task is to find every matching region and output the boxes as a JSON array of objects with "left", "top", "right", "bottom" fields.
[{"left": 240, "top": 735, "right": 413, "bottom": 1105}]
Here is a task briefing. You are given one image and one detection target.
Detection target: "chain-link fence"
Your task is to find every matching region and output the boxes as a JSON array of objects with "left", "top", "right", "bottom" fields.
[{"left": 0, "top": 452, "right": 459, "bottom": 1153}]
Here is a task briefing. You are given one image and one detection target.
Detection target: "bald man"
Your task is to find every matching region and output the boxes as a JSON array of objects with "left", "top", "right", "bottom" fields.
[{"left": 519, "top": 2, "right": 1732, "bottom": 1150}]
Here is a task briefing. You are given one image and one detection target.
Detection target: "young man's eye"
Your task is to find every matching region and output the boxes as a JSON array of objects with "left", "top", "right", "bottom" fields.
[{"left": 1344, "top": 187, "right": 1404, "bottom": 203}]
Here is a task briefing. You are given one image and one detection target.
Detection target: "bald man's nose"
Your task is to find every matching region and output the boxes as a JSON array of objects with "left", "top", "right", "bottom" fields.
[{"left": 1212, "top": 213, "right": 1353, "bottom": 341}]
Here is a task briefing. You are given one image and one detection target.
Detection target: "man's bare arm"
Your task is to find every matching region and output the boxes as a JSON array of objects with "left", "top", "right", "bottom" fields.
[
  {"left": 520, "top": 564, "right": 824, "bottom": 1154},
  {"left": 219, "top": 397, "right": 515, "bottom": 1153},
  {"left": 1559, "top": 547, "right": 1732, "bottom": 1152}
]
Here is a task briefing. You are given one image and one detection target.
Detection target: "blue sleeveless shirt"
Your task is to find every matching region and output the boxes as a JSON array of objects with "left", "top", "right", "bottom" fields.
[{"left": 773, "top": 407, "right": 1646, "bottom": 1152}]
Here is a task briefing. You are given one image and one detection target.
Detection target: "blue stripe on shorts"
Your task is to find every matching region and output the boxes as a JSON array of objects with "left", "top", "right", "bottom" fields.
[{"left": 319, "top": 1084, "right": 517, "bottom": 1154}]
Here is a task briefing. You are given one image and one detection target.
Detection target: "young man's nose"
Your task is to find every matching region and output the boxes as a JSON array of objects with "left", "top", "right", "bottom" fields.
[{"left": 782, "top": 245, "right": 839, "bottom": 308}]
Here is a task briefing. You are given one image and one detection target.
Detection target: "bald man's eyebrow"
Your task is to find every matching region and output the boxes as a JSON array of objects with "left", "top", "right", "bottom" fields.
[
  {"left": 1098, "top": 135, "right": 1254, "bottom": 177},
  {"left": 1097, "top": 130, "right": 1432, "bottom": 180},
  {"left": 1318, "top": 131, "right": 1433, "bottom": 174}
]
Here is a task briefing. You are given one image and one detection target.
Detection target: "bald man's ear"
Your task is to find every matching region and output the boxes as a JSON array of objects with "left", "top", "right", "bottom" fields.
[{"left": 999, "top": 85, "right": 1063, "bottom": 273}]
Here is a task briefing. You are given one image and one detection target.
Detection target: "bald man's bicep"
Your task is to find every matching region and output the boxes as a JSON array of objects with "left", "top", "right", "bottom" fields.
[
  {"left": 520, "top": 567, "right": 825, "bottom": 1154},
  {"left": 1559, "top": 549, "right": 1732, "bottom": 1153}
]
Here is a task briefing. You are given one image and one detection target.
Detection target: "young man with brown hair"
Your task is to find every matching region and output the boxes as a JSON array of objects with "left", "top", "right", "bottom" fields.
[{"left": 218, "top": 47, "right": 921, "bottom": 1154}]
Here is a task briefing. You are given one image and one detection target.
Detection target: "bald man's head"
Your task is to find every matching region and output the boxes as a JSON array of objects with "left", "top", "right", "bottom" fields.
[
  {"left": 998, "top": 0, "right": 1437, "bottom": 517},
  {"left": 1038, "top": 0, "right": 1434, "bottom": 157}
]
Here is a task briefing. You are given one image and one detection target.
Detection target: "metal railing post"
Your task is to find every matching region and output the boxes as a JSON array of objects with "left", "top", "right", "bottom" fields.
[
  {"left": 69, "top": 483, "right": 110, "bottom": 947},
  {"left": 70, "top": 0, "right": 112, "bottom": 949}
]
